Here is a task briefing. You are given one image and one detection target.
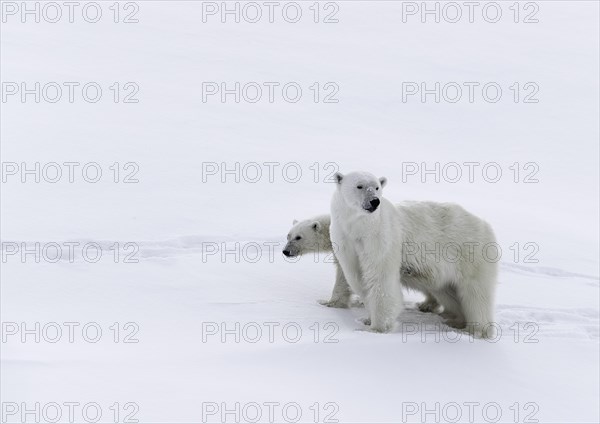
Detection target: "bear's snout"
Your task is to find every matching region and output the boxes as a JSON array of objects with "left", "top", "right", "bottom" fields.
[
  {"left": 282, "top": 244, "right": 298, "bottom": 257},
  {"left": 365, "top": 198, "right": 380, "bottom": 212}
]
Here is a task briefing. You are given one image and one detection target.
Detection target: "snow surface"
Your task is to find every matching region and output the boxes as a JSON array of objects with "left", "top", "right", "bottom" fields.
[{"left": 1, "top": 1, "right": 599, "bottom": 423}]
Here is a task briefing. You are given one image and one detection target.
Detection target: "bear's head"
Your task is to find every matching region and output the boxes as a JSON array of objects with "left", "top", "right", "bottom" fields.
[
  {"left": 334, "top": 171, "right": 387, "bottom": 213},
  {"left": 283, "top": 219, "right": 326, "bottom": 258}
]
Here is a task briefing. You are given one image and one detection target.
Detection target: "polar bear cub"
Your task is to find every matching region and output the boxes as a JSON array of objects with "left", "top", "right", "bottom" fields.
[
  {"left": 330, "top": 171, "right": 498, "bottom": 337},
  {"left": 282, "top": 215, "right": 355, "bottom": 308}
]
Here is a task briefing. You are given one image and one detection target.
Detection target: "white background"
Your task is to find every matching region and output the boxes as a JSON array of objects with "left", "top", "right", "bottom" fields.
[{"left": 1, "top": 1, "right": 599, "bottom": 423}]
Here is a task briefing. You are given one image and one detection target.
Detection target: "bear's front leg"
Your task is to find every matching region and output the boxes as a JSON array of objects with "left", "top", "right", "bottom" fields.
[
  {"left": 363, "top": 267, "right": 403, "bottom": 333},
  {"left": 417, "top": 291, "right": 440, "bottom": 313},
  {"left": 318, "top": 262, "right": 352, "bottom": 308}
]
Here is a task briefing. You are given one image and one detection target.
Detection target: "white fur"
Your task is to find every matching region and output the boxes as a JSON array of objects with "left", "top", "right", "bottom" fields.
[
  {"left": 330, "top": 171, "right": 404, "bottom": 333},
  {"left": 329, "top": 171, "right": 498, "bottom": 338},
  {"left": 283, "top": 215, "right": 359, "bottom": 308},
  {"left": 283, "top": 214, "right": 438, "bottom": 311}
]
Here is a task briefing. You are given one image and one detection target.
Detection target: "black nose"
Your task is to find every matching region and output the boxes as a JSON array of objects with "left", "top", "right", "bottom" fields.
[
  {"left": 370, "top": 198, "right": 380, "bottom": 208},
  {"left": 283, "top": 250, "right": 291, "bottom": 257}
]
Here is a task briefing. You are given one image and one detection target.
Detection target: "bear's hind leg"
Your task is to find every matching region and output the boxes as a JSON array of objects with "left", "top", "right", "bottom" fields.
[
  {"left": 434, "top": 286, "right": 466, "bottom": 329},
  {"left": 458, "top": 280, "right": 495, "bottom": 339}
]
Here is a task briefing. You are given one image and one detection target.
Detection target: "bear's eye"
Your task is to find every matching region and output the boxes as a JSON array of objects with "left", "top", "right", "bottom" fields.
[
  {"left": 295, "top": 236, "right": 302, "bottom": 241},
  {"left": 357, "top": 185, "right": 363, "bottom": 189},
  {"left": 376, "top": 187, "right": 379, "bottom": 190}
]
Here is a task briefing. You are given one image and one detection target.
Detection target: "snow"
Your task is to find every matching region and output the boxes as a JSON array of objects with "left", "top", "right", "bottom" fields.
[{"left": 1, "top": 1, "right": 599, "bottom": 423}]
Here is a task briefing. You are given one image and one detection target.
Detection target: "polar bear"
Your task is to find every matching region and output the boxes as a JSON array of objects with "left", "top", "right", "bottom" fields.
[
  {"left": 282, "top": 215, "right": 353, "bottom": 308},
  {"left": 330, "top": 171, "right": 405, "bottom": 333},
  {"left": 331, "top": 171, "right": 498, "bottom": 337},
  {"left": 282, "top": 215, "right": 439, "bottom": 312}
]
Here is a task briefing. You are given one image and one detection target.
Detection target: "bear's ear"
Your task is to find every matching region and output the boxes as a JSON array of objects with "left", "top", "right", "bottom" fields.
[
  {"left": 293, "top": 219, "right": 298, "bottom": 225},
  {"left": 334, "top": 172, "right": 344, "bottom": 185},
  {"left": 379, "top": 177, "right": 387, "bottom": 188},
  {"left": 311, "top": 221, "right": 322, "bottom": 232}
]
